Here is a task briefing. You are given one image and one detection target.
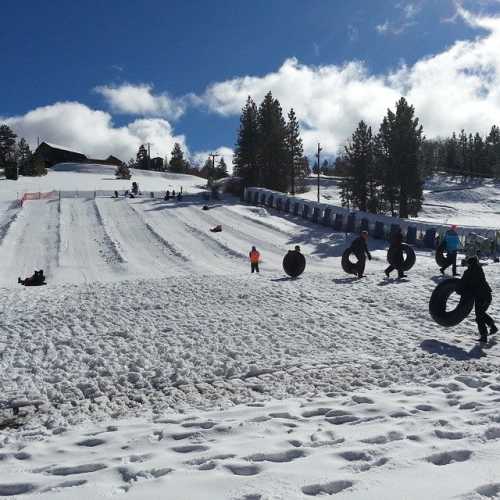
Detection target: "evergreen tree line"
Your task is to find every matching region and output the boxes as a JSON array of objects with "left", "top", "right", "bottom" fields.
[
  {"left": 336, "top": 98, "right": 424, "bottom": 219},
  {"left": 233, "top": 92, "right": 309, "bottom": 194},
  {"left": 418, "top": 126, "right": 500, "bottom": 178},
  {"left": 129, "top": 142, "right": 227, "bottom": 180},
  {"left": 337, "top": 100, "right": 500, "bottom": 219},
  {"left": 0, "top": 124, "right": 47, "bottom": 180}
]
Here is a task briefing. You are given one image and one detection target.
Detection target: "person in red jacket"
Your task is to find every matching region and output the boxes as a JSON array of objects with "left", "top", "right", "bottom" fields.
[{"left": 249, "top": 246, "right": 261, "bottom": 273}]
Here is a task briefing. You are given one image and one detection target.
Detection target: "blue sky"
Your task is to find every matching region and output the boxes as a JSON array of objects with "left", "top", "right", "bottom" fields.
[{"left": 2, "top": 0, "right": 500, "bottom": 164}]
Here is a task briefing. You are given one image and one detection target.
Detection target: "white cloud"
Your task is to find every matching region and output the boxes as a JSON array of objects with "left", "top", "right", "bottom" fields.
[
  {"left": 95, "top": 83, "right": 186, "bottom": 120},
  {"left": 202, "top": 8, "right": 500, "bottom": 157},
  {"left": 3, "top": 102, "right": 187, "bottom": 162}
]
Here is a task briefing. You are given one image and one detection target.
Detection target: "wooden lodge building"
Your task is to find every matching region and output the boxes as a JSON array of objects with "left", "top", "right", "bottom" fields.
[{"left": 35, "top": 142, "right": 124, "bottom": 168}]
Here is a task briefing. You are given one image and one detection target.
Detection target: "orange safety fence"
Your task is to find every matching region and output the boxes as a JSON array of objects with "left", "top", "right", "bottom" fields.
[{"left": 20, "top": 191, "right": 58, "bottom": 206}]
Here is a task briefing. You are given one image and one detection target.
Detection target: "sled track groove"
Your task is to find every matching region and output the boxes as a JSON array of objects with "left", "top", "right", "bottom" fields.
[
  {"left": 170, "top": 209, "right": 248, "bottom": 261},
  {"left": 92, "top": 200, "right": 128, "bottom": 264},
  {"left": 127, "top": 203, "right": 190, "bottom": 263},
  {"left": 0, "top": 202, "right": 22, "bottom": 247}
]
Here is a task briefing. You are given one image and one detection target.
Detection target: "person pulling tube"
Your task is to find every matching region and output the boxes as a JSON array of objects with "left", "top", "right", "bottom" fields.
[
  {"left": 350, "top": 230, "right": 372, "bottom": 278},
  {"left": 456, "top": 256, "right": 497, "bottom": 344},
  {"left": 385, "top": 230, "right": 406, "bottom": 279}
]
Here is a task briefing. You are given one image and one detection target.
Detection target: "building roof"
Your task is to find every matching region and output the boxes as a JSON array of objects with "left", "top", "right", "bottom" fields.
[{"left": 39, "top": 142, "right": 85, "bottom": 156}]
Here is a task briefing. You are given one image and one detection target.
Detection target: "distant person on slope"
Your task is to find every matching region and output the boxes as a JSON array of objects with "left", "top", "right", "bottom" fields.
[
  {"left": 456, "top": 256, "right": 497, "bottom": 343},
  {"left": 441, "top": 225, "right": 461, "bottom": 276},
  {"left": 350, "top": 230, "right": 372, "bottom": 278},
  {"left": 164, "top": 190, "right": 170, "bottom": 201},
  {"left": 249, "top": 246, "right": 261, "bottom": 273},
  {"left": 385, "top": 230, "right": 406, "bottom": 279}
]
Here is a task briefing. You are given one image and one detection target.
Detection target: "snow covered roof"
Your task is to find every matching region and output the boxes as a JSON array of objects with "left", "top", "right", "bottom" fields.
[{"left": 40, "top": 142, "right": 85, "bottom": 156}]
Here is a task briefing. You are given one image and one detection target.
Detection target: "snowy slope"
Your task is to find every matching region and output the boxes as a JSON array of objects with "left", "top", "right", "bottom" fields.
[
  {"left": 0, "top": 163, "right": 205, "bottom": 204},
  {"left": 0, "top": 166, "right": 499, "bottom": 499},
  {"left": 301, "top": 175, "right": 500, "bottom": 229}
]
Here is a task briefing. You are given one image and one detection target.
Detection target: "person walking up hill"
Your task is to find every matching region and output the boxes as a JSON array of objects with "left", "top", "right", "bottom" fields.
[
  {"left": 441, "top": 225, "right": 461, "bottom": 276},
  {"left": 350, "top": 230, "right": 372, "bottom": 278},
  {"left": 457, "top": 256, "right": 497, "bottom": 344}
]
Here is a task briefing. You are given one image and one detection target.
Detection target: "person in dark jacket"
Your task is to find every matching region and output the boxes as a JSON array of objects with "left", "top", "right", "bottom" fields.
[
  {"left": 457, "top": 256, "right": 497, "bottom": 343},
  {"left": 350, "top": 230, "right": 372, "bottom": 278},
  {"left": 441, "top": 225, "right": 461, "bottom": 276},
  {"left": 18, "top": 269, "right": 46, "bottom": 286},
  {"left": 385, "top": 230, "right": 406, "bottom": 279}
]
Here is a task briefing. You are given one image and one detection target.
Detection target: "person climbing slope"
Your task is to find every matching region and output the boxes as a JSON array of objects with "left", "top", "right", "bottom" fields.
[
  {"left": 249, "top": 246, "right": 261, "bottom": 273},
  {"left": 350, "top": 230, "right": 372, "bottom": 278},
  {"left": 456, "top": 256, "right": 497, "bottom": 344},
  {"left": 385, "top": 230, "right": 406, "bottom": 279},
  {"left": 441, "top": 225, "right": 461, "bottom": 276}
]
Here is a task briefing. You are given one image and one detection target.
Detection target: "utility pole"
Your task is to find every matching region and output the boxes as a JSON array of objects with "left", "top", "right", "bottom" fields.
[
  {"left": 208, "top": 152, "right": 220, "bottom": 182},
  {"left": 316, "top": 143, "right": 322, "bottom": 203},
  {"left": 146, "top": 142, "right": 152, "bottom": 170}
]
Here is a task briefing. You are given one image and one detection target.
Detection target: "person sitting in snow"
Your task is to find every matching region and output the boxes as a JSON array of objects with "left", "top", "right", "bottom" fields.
[
  {"left": 440, "top": 224, "right": 461, "bottom": 276},
  {"left": 249, "top": 246, "right": 261, "bottom": 273},
  {"left": 385, "top": 230, "right": 406, "bottom": 279},
  {"left": 350, "top": 230, "right": 372, "bottom": 278},
  {"left": 18, "top": 269, "right": 46, "bottom": 286},
  {"left": 456, "top": 256, "right": 497, "bottom": 344}
]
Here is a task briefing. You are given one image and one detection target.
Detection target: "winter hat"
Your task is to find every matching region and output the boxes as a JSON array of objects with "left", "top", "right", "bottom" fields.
[{"left": 451, "top": 224, "right": 458, "bottom": 230}]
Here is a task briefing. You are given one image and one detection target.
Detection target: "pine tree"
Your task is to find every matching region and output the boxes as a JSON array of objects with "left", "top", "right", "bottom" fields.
[
  {"left": 257, "top": 92, "right": 288, "bottom": 192},
  {"left": 116, "top": 162, "right": 131, "bottom": 179},
  {"left": 30, "top": 153, "right": 48, "bottom": 176},
  {"left": 169, "top": 143, "right": 187, "bottom": 173},
  {"left": 285, "top": 108, "right": 303, "bottom": 195},
  {"left": 344, "top": 121, "right": 376, "bottom": 213},
  {"left": 376, "top": 98, "right": 423, "bottom": 218},
  {"left": 0, "top": 124, "right": 17, "bottom": 168},
  {"left": 135, "top": 145, "right": 148, "bottom": 170},
  {"left": 200, "top": 158, "right": 214, "bottom": 179},
  {"left": 233, "top": 97, "right": 259, "bottom": 186},
  {"left": 444, "top": 133, "right": 459, "bottom": 174},
  {"left": 16, "top": 138, "right": 32, "bottom": 176},
  {"left": 486, "top": 125, "right": 500, "bottom": 176},
  {"left": 215, "top": 157, "right": 228, "bottom": 179},
  {"left": 374, "top": 116, "right": 397, "bottom": 216}
]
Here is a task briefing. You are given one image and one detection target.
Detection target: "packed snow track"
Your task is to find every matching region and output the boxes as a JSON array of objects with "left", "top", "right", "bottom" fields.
[{"left": 0, "top": 196, "right": 341, "bottom": 285}]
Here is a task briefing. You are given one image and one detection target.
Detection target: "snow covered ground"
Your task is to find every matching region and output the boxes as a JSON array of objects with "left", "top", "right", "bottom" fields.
[
  {"left": 0, "top": 164, "right": 499, "bottom": 499},
  {"left": 302, "top": 175, "right": 500, "bottom": 229},
  {"left": 0, "top": 163, "right": 205, "bottom": 203}
]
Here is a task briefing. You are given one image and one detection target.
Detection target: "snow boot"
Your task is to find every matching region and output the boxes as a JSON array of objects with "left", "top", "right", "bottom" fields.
[{"left": 384, "top": 269, "right": 390, "bottom": 278}]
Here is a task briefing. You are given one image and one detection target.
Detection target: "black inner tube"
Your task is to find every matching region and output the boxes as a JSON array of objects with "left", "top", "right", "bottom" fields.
[
  {"left": 429, "top": 278, "right": 474, "bottom": 327},
  {"left": 387, "top": 244, "right": 416, "bottom": 272},
  {"left": 283, "top": 251, "right": 306, "bottom": 277},
  {"left": 435, "top": 242, "right": 449, "bottom": 268},
  {"left": 341, "top": 248, "right": 361, "bottom": 275}
]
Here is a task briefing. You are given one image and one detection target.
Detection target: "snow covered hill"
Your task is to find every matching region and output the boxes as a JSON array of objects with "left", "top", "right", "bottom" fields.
[
  {"left": 0, "top": 164, "right": 499, "bottom": 499},
  {"left": 0, "top": 163, "right": 205, "bottom": 203},
  {"left": 302, "top": 175, "right": 500, "bottom": 229}
]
